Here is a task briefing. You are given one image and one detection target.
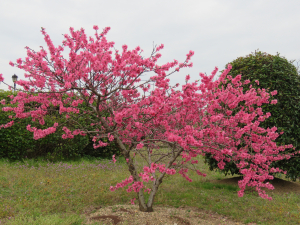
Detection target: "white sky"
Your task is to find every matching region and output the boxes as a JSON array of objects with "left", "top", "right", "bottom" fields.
[{"left": 1, "top": 0, "right": 300, "bottom": 101}]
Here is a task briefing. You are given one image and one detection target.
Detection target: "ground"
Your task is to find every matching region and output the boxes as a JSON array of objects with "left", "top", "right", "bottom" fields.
[
  {"left": 80, "top": 203, "right": 240, "bottom": 225},
  {"left": 78, "top": 177, "right": 300, "bottom": 225}
]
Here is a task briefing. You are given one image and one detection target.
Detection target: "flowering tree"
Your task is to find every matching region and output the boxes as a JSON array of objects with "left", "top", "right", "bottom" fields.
[{"left": 0, "top": 26, "right": 299, "bottom": 212}]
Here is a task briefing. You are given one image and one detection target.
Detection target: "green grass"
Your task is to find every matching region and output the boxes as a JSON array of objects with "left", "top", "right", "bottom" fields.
[{"left": 0, "top": 146, "right": 300, "bottom": 225}]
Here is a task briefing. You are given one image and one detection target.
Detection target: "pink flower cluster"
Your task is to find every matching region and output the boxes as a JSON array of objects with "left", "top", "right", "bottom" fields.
[
  {"left": 26, "top": 123, "right": 58, "bottom": 140},
  {"left": 108, "top": 133, "right": 114, "bottom": 142},
  {"left": 61, "top": 127, "right": 86, "bottom": 139},
  {"left": 109, "top": 175, "right": 134, "bottom": 192},
  {"left": 178, "top": 168, "right": 192, "bottom": 182},
  {"left": 0, "top": 121, "right": 14, "bottom": 129},
  {"left": 142, "top": 163, "right": 176, "bottom": 176},
  {"left": 112, "top": 155, "right": 116, "bottom": 163},
  {"left": 93, "top": 140, "right": 108, "bottom": 148},
  {"left": 196, "top": 170, "right": 207, "bottom": 177},
  {"left": 136, "top": 143, "right": 144, "bottom": 149}
]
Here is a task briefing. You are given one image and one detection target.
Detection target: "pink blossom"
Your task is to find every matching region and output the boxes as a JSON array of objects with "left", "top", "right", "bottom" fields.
[
  {"left": 130, "top": 198, "right": 136, "bottom": 205},
  {"left": 109, "top": 186, "right": 115, "bottom": 192},
  {"left": 136, "top": 143, "right": 144, "bottom": 149},
  {"left": 271, "top": 90, "right": 277, "bottom": 96},
  {"left": 271, "top": 99, "right": 277, "bottom": 104},
  {"left": 112, "top": 155, "right": 116, "bottom": 163}
]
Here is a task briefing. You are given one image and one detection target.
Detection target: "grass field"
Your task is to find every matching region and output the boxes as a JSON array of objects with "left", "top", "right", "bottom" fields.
[{"left": 0, "top": 145, "right": 300, "bottom": 225}]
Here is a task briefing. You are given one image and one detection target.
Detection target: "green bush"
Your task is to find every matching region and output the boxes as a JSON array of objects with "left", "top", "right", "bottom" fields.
[
  {"left": 202, "top": 50, "right": 300, "bottom": 181},
  {"left": 0, "top": 90, "right": 90, "bottom": 163},
  {"left": 58, "top": 93, "right": 124, "bottom": 161},
  {"left": 0, "top": 90, "right": 122, "bottom": 163}
]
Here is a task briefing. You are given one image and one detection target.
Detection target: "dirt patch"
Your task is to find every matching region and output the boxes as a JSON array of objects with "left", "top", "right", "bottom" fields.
[{"left": 80, "top": 204, "right": 245, "bottom": 225}]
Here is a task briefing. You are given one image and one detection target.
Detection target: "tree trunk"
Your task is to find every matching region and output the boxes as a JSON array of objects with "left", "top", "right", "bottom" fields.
[{"left": 138, "top": 191, "right": 154, "bottom": 212}]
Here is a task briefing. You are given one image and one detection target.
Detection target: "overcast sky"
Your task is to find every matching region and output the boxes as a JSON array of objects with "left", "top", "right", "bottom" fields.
[{"left": 1, "top": 0, "right": 300, "bottom": 100}]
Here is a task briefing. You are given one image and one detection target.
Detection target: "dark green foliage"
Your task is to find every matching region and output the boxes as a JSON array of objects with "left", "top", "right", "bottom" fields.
[
  {"left": 203, "top": 50, "right": 300, "bottom": 181},
  {"left": 80, "top": 137, "right": 122, "bottom": 160},
  {"left": 60, "top": 94, "right": 123, "bottom": 161},
  {"left": 0, "top": 90, "right": 90, "bottom": 163},
  {"left": 0, "top": 90, "right": 122, "bottom": 163}
]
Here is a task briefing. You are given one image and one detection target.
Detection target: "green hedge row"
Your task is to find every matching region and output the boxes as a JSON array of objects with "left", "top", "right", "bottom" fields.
[{"left": 0, "top": 90, "right": 122, "bottom": 163}]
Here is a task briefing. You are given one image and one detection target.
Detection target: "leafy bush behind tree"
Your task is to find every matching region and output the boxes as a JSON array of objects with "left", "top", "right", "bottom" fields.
[
  {"left": 0, "top": 89, "right": 122, "bottom": 163},
  {"left": 202, "top": 50, "right": 300, "bottom": 181}
]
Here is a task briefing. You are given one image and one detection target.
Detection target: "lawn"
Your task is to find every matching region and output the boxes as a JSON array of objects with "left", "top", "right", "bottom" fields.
[{"left": 0, "top": 144, "right": 300, "bottom": 225}]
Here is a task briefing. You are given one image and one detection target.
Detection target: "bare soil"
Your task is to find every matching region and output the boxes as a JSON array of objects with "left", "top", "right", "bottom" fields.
[{"left": 80, "top": 204, "right": 243, "bottom": 225}]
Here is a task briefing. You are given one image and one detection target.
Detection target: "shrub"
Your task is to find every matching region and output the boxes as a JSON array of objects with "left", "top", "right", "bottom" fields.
[
  {"left": 57, "top": 93, "right": 124, "bottom": 160},
  {"left": 202, "top": 50, "right": 300, "bottom": 181},
  {"left": 0, "top": 90, "right": 122, "bottom": 163}
]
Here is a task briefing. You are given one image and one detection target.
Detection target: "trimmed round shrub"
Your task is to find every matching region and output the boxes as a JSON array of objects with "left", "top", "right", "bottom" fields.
[{"left": 202, "top": 50, "right": 300, "bottom": 181}]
